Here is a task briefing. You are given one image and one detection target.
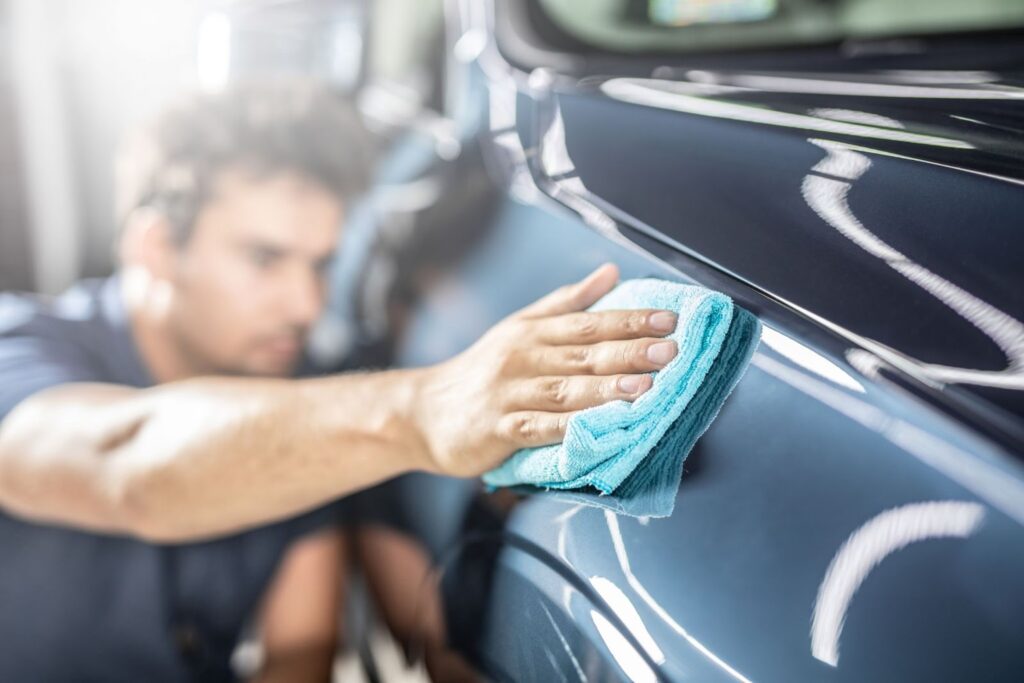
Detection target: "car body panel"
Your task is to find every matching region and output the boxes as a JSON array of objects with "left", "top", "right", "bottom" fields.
[{"left": 376, "top": 5, "right": 1024, "bottom": 680}]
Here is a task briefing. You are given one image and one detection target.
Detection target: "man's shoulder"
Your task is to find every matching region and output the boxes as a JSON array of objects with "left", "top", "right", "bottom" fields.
[
  {"left": 0, "top": 280, "right": 120, "bottom": 420},
  {"left": 0, "top": 278, "right": 109, "bottom": 341},
  {"left": 0, "top": 277, "right": 135, "bottom": 389}
]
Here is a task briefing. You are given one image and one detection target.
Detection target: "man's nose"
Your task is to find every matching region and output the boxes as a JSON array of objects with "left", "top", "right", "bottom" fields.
[{"left": 284, "top": 266, "right": 325, "bottom": 325}]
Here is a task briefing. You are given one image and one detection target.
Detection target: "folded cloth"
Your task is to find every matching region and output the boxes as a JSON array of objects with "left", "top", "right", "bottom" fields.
[
  {"left": 482, "top": 278, "right": 760, "bottom": 517},
  {"left": 547, "top": 305, "right": 760, "bottom": 517}
]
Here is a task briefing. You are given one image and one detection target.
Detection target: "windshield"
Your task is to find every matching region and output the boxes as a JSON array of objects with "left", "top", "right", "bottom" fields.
[{"left": 536, "top": 0, "right": 1024, "bottom": 53}]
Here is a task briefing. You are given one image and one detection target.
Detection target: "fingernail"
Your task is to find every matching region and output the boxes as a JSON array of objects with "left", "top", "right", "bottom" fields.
[
  {"left": 617, "top": 374, "right": 645, "bottom": 393},
  {"left": 647, "top": 340, "right": 677, "bottom": 365},
  {"left": 649, "top": 311, "right": 677, "bottom": 333}
]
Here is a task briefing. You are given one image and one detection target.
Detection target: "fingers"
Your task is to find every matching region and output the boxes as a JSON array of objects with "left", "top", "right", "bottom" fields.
[
  {"left": 516, "top": 337, "right": 678, "bottom": 375},
  {"left": 503, "top": 374, "right": 653, "bottom": 413},
  {"left": 511, "top": 263, "right": 619, "bottom": 320},
  {"left": 530, "top": 309, "right": 677, "bottom": 346},
  {"left": 496, "top": 410, "right": 577, "bottom": 448}
]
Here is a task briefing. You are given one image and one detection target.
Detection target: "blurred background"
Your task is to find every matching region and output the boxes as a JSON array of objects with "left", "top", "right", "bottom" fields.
[
  {"left": 0, "top": 0, "right": 446, "bottom": 295},
  {"left": 3, "top": 0, "right": 1021, "bottom": 297}
]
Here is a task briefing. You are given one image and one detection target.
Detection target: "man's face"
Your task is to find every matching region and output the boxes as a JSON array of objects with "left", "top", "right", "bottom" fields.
[{"left": 165, "top": 169, "right": 342, "bottom": 377}]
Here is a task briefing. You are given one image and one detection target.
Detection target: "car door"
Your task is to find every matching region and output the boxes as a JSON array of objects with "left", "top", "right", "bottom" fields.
[{"left": 384, "top": 1, "right": 1024, "bottom": 680}]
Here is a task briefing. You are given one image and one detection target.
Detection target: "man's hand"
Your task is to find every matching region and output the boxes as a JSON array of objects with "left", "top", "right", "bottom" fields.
[{"left": 412, "top": 263, "right": 679, "bottom": 477}]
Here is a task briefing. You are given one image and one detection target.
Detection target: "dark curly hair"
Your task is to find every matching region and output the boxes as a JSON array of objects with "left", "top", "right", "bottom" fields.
[{"left": 115, "top": 79, "right": 373, "bottom": 245}]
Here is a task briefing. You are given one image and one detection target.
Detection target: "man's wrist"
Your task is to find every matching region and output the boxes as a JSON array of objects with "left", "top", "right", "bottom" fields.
[
  {"left": 390, "top": 365, "right": 438, "bottom": 474},
  {"left": 307, "top": 365, "right": 438, "bottom": 475}
]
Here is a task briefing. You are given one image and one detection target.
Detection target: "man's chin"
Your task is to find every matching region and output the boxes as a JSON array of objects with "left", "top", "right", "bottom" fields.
[
  {"left": 240, "top": 338, "right": 308, "bottom": 377},
  {"left": 238, "top": 351, "right": 302, "bottom": 378}
]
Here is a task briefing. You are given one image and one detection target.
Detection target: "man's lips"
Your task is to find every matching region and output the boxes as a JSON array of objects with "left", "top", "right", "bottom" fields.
[{"left": 258, "top": 335, "right": 304, "bottom": 358}]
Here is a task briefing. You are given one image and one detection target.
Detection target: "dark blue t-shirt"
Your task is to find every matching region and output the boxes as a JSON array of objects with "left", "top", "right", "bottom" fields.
[{"left": 0, "top": 276, "right": 339, "bottom": 682}]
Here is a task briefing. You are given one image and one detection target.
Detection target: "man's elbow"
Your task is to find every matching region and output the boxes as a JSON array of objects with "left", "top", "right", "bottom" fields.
[
  {"left": 0, "top": 430, "right": 182, "bottom": 543},
  {"left": 0, "top": 422, "right": 43, "bottom": 517},
  {"left": 0, "top": 438, "right": 17, "bottom": 515},
  {"left": 0, "top": 391, "right": 193, "bottom": 541}
]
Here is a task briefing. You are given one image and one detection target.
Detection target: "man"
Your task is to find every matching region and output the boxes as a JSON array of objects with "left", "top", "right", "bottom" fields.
[{"left": 0, "top": 81, "right": 680, "bottom": 681}]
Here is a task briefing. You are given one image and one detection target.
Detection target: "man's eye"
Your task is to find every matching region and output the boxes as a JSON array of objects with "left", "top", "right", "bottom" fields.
[
  {"left": 249, "top": 249, "right": 280, "bottom": 268},
  {"left": 314, "top": 258, "right": 335, "bottom": 277}
]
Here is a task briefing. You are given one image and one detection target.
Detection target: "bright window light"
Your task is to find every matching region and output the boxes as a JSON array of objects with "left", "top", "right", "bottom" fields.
[{"left": 197, "top": 12, "right": 231, "bottom": 91}]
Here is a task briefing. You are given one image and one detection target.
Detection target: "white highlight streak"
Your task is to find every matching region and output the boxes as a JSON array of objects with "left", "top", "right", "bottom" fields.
[
  {"left": 605, "top": 511, "right": 754, "bottom": 683},
  {"left": 196, "top": 13, "right": 231, "bottom": 92},
  {"left": 540, "top": 602, "right": 588, "bottom": 682},
  {"left": 600, "top": 79, "right": 974, "bottom": 149},
  {"left": 811, "top": 501, "right": 985, "bottom": 666},
  {"left": 802, "top": 140, "right": 1024, "bottom": 389},
  {"left": 590, "top": 576, "right": 665, "bottom": 664},
  {"left": 591, "top": 610, "right": 658, "bottom": 683},
  {"left": 761, "top": 327, "right": 864, "bottom": 393},
  {"left": 727, "top": 74, "right": 1024, "bottom": 100}
]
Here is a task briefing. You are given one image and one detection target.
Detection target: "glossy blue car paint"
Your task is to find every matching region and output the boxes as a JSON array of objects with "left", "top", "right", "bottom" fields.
[{"left": 369, "top": 4, "right": 1024, "bottom": 680}]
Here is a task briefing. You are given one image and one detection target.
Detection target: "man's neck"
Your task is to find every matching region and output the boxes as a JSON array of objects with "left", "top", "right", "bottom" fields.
[{"left": 119, "top": 271, "right": 206, "bottom": 384}]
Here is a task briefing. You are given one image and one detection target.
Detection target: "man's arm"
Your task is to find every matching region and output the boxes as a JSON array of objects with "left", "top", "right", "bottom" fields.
[
  {"left": 0, "top": 263, "right": 679, "bottom": 541},
  {"left": 0, "top": 369, "right": 427, "bottom": 541},
  {"left": 250, "top": 528, "right": 344, "bottom": 683}
]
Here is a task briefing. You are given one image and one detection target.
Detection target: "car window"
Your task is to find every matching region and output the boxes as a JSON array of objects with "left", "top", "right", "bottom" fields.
[{"left": 536, "top": 0, "right": 1024, "bottom": 53}]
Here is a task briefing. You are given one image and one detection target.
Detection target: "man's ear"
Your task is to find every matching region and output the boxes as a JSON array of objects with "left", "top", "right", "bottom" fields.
[{"left": 118, "top": 208, "right": 179, "bottom": 281}]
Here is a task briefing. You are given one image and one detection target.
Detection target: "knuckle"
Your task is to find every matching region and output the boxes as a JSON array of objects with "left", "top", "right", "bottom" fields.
[
  {"left": 510, "top": 414, "right": 536, "bottom": 442},
  {"left": 573, "top": 314, "right": 600, "bottom": 340},
  {"left": 542, "top": 377, "right": 570, "bottom": 407},
  {"left": 624, "top": 312, "right": 646, "bottom": 335},
  {"left": 566, "top": 346, "right": 595, "bottom": 373}
]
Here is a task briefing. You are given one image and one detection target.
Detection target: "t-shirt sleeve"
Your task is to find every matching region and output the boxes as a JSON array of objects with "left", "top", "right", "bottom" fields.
[
  {"left": 0, "top": 332, "right": 101, "bottom": 423},
  {"left": 283, "top": 499, "right": 343, "bottom": 541}
]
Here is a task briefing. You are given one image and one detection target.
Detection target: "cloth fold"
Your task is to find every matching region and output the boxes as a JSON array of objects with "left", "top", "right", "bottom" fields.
[{"left": 482, "top": 278, "right": 760, "bottom": 517}]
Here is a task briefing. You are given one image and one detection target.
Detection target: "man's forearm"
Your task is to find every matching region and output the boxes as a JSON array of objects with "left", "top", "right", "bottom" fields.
[
  {"left": 0, "top": 367, "right": 431, "bottom": 541},
  {"left": 123, "top": 367, "right": 433, "bottom": 540}
]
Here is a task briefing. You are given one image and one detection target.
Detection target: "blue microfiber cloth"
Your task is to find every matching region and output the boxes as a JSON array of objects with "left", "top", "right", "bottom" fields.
[{"left": 482, "top": 278, "right": 760, "bottom": 518}]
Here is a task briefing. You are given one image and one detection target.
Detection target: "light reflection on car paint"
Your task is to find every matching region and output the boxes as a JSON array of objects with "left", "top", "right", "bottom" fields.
[
  {"left": 605, "top": 510, "right": 755, "bottom": 683},
  {"left": 801, "top": 139, "right": 1024, "bottom": 390},
  {"left": 537, "top": 74, "right": 1024, "bottom": 403},
  {"left": 599, "top": 79, "right": 974, "bottom": 148},
  {"left": 589, "top": 575, "right": 666, "bottom": 665},
  {"left": 591, "top": 608, "right": 659, "bottom": 683},
  {"left": 752, "top": 352, "right": 1024, "bottom": 525},
  {"left": 540, "top": 601, "right": 588, "bottom": 681},
  {"left": 686, "top": 69, "right": 1024, "bottom": 99},
  {"left": 539, "top": 104, "right": 636, "bottom": 244},
  {"left": 760, "top": 326, "right": 864, "bottom": 393},
  {"left": 807, "top": 108, "right": 906, "bottom": 129},
  {"left": 811, "top": 500, "right": 985, "bottom": 666}
]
